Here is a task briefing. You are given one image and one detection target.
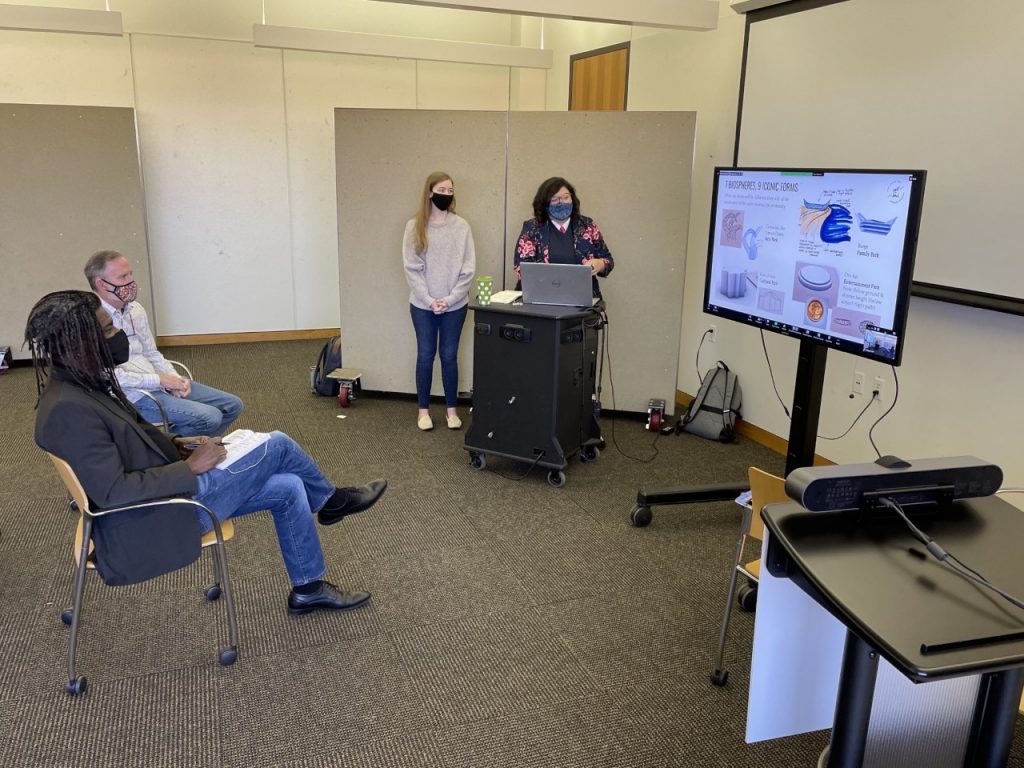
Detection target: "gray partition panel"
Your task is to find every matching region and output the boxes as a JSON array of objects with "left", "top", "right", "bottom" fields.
[
  {"left": 335, "top": 109, "right": 695, "bottom": 414},
  {"left": 507, "top": 111, "right": 695, "bottom": 413},
  {"left": 0, "top": 104, "right": 153, "bottom": 359},
  {"left": 335, "top": 109, "right": 507, "bottom": 395}
]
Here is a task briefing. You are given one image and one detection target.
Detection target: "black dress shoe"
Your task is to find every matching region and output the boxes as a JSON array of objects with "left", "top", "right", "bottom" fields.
[
  {"left": 317, "top": 479, "right": 388, "bottom": 526},
  {"left": 287, "top": 581, "right": 371, "bottom": 614}
]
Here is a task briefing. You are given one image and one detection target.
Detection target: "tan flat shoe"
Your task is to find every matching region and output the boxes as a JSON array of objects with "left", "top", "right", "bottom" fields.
[
  {"left": 446, "top": 413, "right": 462, "bottom": 429},
  {"left": 418, "top": 413, "right": 434, "bottom": 431}
]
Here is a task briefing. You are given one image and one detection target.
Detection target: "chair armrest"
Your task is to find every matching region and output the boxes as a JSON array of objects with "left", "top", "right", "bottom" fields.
[
  {"left": 88, "top": 498, "right": 226, "bottom": 542},
  {"left": 136, "top": 389, "right": 170, "bottom": 430},
  {"left": 165, "top": 359, "right": 193, "bottom": 380}
]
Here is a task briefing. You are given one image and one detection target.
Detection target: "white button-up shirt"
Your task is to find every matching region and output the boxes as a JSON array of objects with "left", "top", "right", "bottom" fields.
[{"left": 100, "top": 298, "right": 177, "bottom": 403}]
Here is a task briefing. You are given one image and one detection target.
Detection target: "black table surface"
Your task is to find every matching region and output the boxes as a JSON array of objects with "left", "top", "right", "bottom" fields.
[{"left": 762, "top": 495, "right": 1024, "bottom": 681}]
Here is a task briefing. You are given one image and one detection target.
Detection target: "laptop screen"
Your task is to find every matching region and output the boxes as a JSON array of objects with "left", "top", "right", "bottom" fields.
[{"left": 520, "top": 263, "right": 594, "bottom": 307}]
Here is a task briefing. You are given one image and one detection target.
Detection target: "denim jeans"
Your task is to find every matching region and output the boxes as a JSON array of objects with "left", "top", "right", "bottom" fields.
[
  {"left": 132, "top": 381, "right": 243, "bottom": 438},
  {"left": 194, "top": 432, "right": 334, "bottom": 587},
  {"left": 410, "top": 303, "right": 468, "bottom": 408}
]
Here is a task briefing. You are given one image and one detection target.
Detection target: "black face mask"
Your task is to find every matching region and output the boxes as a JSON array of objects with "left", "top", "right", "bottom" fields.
[
  {"left": 106, "top": 330, "right": 130, "bottom": 366},
  {"left": 431, "top": 192, "right": 454, "bottom": 211}
]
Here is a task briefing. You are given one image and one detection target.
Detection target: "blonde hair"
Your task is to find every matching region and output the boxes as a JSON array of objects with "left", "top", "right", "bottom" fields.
[{"left": 412, "top": 171, "right": 456, "bottom": 255}]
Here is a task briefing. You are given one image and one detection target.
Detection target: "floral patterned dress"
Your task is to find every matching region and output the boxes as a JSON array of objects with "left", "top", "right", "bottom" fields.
[{"left": 514, "top": 214, "right": 614, "bottom": 298}]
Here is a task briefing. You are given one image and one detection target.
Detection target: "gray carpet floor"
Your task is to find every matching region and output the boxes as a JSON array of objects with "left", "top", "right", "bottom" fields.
[{"left": 1, "top": 339, "right": 1021, "bottom": 767}]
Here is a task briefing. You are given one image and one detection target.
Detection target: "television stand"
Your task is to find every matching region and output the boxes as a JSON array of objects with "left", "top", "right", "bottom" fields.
[{"left": 630, "top": 338, "right": 827, "bottom": 527}]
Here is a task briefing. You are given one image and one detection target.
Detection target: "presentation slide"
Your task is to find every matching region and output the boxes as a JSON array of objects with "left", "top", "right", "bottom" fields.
[{"left": 706, "top": 169, "right": 919, "bottom": 361}]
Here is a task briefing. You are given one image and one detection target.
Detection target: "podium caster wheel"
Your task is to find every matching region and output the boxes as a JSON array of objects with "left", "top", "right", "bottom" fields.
[
  {"left": 710, "top": 669, "right": 729, "bottom": 687},
  {"left": 630, "top": 505, "right": 652, "bottom": 527},
  {"left": 218, "top": 646, "right": 238, "bottom": 666},
  {"left": 580, "top": 445, "right": 600, "bottom": 462},
  {"left": 737, "top": 582, "right": 758, "bottom": 612},
  {"left": 338, "top": 386, "right": 351, "bottom": 407},
  {"left": 547, "top": 470, "right": 566, "bottom": 488},
  {"left": 66, "top": 676, "right": 87, "bottom": 696},
  {"left": 469, "top": 452, "right": 486, "bottom": 471}
]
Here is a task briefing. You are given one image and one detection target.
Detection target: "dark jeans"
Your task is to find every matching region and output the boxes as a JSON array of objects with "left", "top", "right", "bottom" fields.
[{"left": 410, "top": 304, "right": 467, "bottom": 408}]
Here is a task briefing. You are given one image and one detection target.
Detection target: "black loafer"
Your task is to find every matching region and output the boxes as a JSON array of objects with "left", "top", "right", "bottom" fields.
[
  {"left": 317, "top": 479, "right": 388, "bottom": 526},
  {"left": 287, "top": 581, "right": 371, "bottom": 614}
]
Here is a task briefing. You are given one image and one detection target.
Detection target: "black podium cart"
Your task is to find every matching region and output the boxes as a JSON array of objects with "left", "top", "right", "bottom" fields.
[
  {"left": 464, "top": 302, "right": 603, "bottom": 487},
  {"left": 762, "top": 494, "right": 1024, "bottom": 768}
]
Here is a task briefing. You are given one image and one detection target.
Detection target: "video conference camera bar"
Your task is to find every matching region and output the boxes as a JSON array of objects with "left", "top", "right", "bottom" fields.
[{"left": 785, "top": 455, "right": 1004, "bottom": 513}]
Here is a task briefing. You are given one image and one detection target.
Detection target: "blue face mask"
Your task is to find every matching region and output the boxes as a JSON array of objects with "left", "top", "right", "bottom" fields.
[{"left": 548, "top": 201, "right": 573, "bottom": 221}]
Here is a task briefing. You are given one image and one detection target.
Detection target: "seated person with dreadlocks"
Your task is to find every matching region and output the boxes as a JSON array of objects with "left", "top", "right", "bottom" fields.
[{"left": 27, "top": 290, "right": 387, "bottom": 613}]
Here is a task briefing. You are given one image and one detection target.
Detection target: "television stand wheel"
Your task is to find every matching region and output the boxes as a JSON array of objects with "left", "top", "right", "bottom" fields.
[
  {"left": 65, "top": 676, "right": 87, "bottom": 696},
  {"left": 469, "top": 452, "right": 486, "bottom": 471},
  {"left": 580, "top": 445, "right": 600, "bottom": 462},
  {"left": 547, "top": 469, "right": 566, "bottom": 488},
  {"left": 630, "top": 504, "right": 652, "bottom": 527},
  {"left": 737, "top": 582, "right": 758, "bottom": 612},
  {"left": 710, "top": 669, "right": 729, "bottom": 687}
]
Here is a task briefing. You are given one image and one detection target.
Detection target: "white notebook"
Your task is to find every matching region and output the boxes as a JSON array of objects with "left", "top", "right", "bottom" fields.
[
  {"left": 488, "top": 290, "right": 523, "bottom": 304},
  {"left": 216, "top": 429, "right": 271, "bottom": 470}
]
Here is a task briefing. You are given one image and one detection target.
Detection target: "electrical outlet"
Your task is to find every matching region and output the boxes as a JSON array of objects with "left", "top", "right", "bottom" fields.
[
  {"left": 708, "top": 325, "right": 717, "bottom": 344},
  {"left": 852, "top": 371, "right": 865, "bottom": 395},
  {"left": 873, "top": 375, "right": 884, "bottom": 399}
]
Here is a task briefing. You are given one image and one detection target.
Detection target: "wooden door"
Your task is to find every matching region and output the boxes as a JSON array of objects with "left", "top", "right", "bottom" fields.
[{"left": 569, "top": 43, "right": 629, "bottom": 111}]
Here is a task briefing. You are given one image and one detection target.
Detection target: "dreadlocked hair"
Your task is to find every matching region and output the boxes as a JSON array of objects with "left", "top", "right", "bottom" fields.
[{"left": 24, "top": 290, "right": 134, "bottom": 411}]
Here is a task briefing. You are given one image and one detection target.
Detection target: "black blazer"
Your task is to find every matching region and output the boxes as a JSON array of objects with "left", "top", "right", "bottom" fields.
[{"left": 35, "top": 368, "right": 203, "bottom": 585}]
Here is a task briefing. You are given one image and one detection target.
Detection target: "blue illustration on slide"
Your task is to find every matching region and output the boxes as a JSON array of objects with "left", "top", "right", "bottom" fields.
[
  {"left": 742, "top": 226, "right": 762, "bottom": 260},
  {"left": 856, "top": 213, "right": 897, "bottom": 235},
  {"left": 800, "top": 199, "right": 851, "bottom": 243},
  {"left": 820, "top": 203, "right": 852, "bottom": 244}
]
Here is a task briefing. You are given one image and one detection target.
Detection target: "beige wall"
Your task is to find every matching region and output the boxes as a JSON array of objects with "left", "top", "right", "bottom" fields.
[{"left": 0, "top": 3, "right": 544, "bottom": 338}]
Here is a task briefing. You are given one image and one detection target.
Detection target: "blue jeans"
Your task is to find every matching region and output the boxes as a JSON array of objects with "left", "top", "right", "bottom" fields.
[
  {"left": 410, "top": 304, "right": 467, "bottom": 408},
  {"left": 132, "top": 380, "right": 243, "bottom": 438},
  {"left": 194, "top": 432, "right": 333, "bottom": 587}
]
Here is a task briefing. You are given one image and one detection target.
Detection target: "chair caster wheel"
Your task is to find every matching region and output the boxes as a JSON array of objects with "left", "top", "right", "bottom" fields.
[
  {"left": 219, "top": 646, "right": 238, "bottom": 666},
  {"left": 710, "top": 669, "right": 729, "bottom": 687},
  {"left": 66, "top": 676, "right": 87, "bottom": 696},
  {"left": 61, "top": 609, "right": 74, "bottom": 626},
  {"left": 737, "top": 582, "right": 758, "bottom": 612},
  {"left": 205, "top": 585, "right": 222, "bottom": 601},
  {"left": 630, "top": 505, "right": 652, "bottom": 527}
]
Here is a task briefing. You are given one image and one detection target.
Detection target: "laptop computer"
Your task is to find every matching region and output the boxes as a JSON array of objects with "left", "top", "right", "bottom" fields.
[{"left": 520, "top": 262, "right": 595, "bottom": 307}]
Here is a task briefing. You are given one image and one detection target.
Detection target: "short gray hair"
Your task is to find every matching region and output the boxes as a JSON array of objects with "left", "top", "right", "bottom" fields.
[{"left": 84, "top": 250, "right": 124, "bottom": 291}]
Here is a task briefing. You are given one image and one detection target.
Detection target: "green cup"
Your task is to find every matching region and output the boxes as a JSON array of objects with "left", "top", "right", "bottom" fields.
[{"left": 476, "top": 275, "right": 493, "bottom": 305}]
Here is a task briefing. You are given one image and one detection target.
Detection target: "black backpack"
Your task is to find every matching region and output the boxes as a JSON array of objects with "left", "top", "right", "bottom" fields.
[{"left": 310, "top": 336, "right": 342, "bottom": 396}]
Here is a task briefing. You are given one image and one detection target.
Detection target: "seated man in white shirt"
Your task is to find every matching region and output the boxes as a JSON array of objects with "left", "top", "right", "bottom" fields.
[{"left": 85, "top": 250, "right": 244, "bottom": 437}]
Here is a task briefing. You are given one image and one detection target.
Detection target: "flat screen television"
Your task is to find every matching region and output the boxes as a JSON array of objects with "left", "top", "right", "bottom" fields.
[{"left": 704, "top": 168, "right": 927, "bottom": 365}]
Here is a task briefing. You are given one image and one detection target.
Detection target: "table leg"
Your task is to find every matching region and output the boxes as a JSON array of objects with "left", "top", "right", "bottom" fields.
[
  {"left": 828, "top": 630, "right": 880, "bottom": 768},
  {"left": 963, "top": 667, "right": 1024, "bottom": 768}
]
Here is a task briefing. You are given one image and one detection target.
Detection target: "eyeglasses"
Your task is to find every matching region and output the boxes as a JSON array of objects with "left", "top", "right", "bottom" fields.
[{"left": 549, "top": 194, "right": 572, "bottom": 204}]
